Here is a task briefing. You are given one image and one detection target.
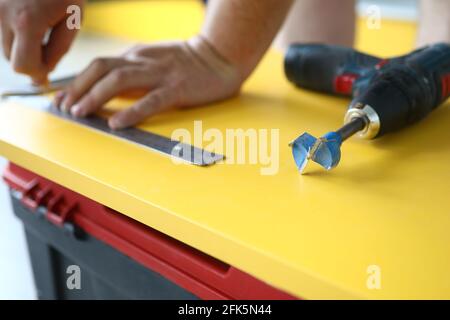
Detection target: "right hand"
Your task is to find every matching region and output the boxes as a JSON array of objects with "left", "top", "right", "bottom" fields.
[{"left": 0, "top": 0, "right": 84, "bottom": 84}]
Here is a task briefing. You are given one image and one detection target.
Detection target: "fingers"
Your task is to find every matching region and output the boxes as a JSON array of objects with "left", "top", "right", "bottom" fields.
[
  {"left": 53, "top": 91, "right": 66, "bottom": 108},
  {"left": 10, "top": 13, "right": 47, "bottom": 84},
  {"left": 0, "top": 23, "right": 13, "bottom": 60},
  {"left": 70, "top": 66, "right": 160, "bottom": 117},
  {"left": 44, "top": 20, "right": 79, "bottom": 72},
  {"left": 109, "top": 88, "right": 175, "bottom": 129},
  {"left": 59, "top": 57, "right": 128, "bottom": 112},
  {"left": 11, "top": 32, "right": 47, "bottom": 84}
]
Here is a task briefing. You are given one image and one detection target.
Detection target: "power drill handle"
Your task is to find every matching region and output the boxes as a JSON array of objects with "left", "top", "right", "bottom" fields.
[
  {"left": 284, "top": 44, "right": 382, "bottom": 96},
  {"left": 351, "top": 43, "right": 450, "bottom": 137},
  {"left": 285, "top": 43, "right": 450, "bottom": 138},
  {"left": 406, "top": 43, "right": 450, "bottom": 103}
]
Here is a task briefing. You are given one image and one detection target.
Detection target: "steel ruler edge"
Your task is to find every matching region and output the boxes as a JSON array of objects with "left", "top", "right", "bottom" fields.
[{"left": 2, "top": 96, "right": 224, "bottom": 166}]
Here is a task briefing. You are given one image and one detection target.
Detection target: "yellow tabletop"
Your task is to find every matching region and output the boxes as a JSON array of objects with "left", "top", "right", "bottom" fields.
[{"left": 1, "top": 1, "right": 449, "bottom": 299}]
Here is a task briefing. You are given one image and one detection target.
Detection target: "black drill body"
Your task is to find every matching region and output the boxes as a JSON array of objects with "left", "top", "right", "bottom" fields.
[{"left": 285, "top": 43, "right": 450, "bottom": 138}]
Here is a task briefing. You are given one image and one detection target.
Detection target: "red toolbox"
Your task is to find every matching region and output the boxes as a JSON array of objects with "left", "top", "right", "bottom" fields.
[{"left": 3, "top": 163, "right": 297, "bottom": 300}]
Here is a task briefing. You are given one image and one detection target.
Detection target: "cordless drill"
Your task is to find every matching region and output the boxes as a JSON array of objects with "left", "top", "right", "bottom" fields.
[{"left": 285, "top": 43, "right": 450, "bottom": 173}]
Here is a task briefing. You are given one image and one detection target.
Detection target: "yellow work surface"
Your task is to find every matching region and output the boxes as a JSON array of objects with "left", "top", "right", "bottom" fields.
[{"left": 1, "top": 1, "right": 450, "bottom": 299}]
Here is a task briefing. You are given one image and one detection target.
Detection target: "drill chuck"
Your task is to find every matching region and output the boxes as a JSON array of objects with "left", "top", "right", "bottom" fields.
[{"left": 344, "top": 103, "right": 380, "bottom": 139}]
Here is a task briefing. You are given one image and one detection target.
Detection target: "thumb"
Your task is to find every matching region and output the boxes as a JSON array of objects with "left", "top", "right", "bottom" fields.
[{"left": 44, "top": 20, "right": 79, "bottom": 72}]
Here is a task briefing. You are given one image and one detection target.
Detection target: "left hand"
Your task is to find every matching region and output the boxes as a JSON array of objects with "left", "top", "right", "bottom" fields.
[{"left": 55, "top": 36, "right": 243, "bottom": 129}]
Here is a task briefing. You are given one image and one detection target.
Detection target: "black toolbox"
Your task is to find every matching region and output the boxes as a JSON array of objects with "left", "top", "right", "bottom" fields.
[{"left": 4, "top": 163, "right": 296, "bottom": 300}]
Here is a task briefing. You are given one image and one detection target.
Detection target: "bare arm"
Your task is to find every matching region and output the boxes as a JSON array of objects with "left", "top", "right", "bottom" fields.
[
  {"left": 418, "top": 0, "right": 450, "bottom": 46},
  {"left": 274, "top": 0, "right": 356, "bottom": 49},
  {"left": 201, "top": 0, "right": 294, "bottom": 79}
]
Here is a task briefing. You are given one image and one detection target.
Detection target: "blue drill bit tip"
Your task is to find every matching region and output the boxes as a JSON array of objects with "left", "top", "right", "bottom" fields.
[
  {"left": 290, "top": 117, "right": 367, "bottom": 174},
  {"left": 290, "top": 132, "right": 343, "bottom": 174}
]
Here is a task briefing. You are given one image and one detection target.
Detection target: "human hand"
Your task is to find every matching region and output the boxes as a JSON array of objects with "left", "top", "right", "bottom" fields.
[
  {"left": 56, "top": 36, "right": 243, "bottom": 129},
  {"left": 0, "top": 0, "right": 84, "bottom": 84}
]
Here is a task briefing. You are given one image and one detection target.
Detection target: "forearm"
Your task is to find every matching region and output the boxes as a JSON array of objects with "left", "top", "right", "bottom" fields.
[
  {"left": 275, "top": 0, "right": 355, "bottom": 49},
  {"left": 200, "top": 0, "right": 293, "bottom": 80},
  {"left": 417, "top": 0, "right": 450, "bottom": 46}
]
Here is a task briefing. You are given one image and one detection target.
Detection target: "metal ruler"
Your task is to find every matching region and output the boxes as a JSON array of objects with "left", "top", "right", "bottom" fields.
[
  {"left": 5, "top": 96, "right": 224, "bottom": 166},
  {"left": 0, "top": 76, "right": 75, "bottom": 98}
]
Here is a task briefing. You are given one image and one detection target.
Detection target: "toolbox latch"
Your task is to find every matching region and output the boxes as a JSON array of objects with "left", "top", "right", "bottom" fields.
[
  {"left": 45, "top": 195, "right": 84, "bottom": 239},
  {"left": 46, "top": 195, "right": 73, "bottom": 226},
  {"left": 21, "top": 178, "right": 51, "bottom": 210}
]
